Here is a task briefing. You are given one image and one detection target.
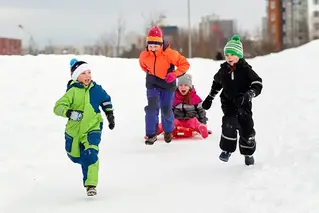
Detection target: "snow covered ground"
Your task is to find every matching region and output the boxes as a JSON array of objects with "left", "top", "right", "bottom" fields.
[{"left": 0, "top": 41, "right": 318, "bottom": 213}]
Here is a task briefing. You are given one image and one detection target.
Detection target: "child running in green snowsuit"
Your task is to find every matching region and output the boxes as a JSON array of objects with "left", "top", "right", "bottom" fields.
[{"left": 53, "top": 58, "right": 115, "bottom": 196}]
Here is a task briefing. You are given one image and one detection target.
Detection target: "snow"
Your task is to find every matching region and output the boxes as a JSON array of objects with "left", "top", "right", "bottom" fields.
[{"left": 1, "top": 41, "right": 319, "bottom": 213}]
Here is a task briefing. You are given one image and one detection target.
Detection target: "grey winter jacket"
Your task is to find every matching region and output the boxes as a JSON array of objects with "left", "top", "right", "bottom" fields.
[{"left": 173, "top": 102, "right": 208, "bottom": 124}]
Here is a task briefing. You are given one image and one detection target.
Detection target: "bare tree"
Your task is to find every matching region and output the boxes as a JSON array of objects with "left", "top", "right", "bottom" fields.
[
  {"left": 116, "top": 16, "right": 126, "bottom": 57},
  {"left": 95, "top": 33, "right": 116, "bottom": 56},
  {"left": 95, "top": 14, "right": 126, "bottom": 57},
  {"left": 178, "top": 27, "right": 218, "bottom": 59},
  {"left": 233, "top": 28, "right": 279, "bottom": 57},
  {"left": 141, "top": 11, "right": 166, "bottom": 32}
]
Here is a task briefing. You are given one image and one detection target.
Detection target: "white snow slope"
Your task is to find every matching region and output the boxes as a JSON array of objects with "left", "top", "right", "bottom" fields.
[{"left": 0, "top": 41, "right": 319, "bottom": 213}]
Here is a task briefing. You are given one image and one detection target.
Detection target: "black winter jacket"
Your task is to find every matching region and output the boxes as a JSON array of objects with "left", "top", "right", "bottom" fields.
[{"left": 209, "top": 59, "right": 263, "bottom": 101}]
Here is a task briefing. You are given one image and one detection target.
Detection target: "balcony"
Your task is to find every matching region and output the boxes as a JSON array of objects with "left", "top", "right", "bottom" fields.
[{"left": 312, "top": 10, "right": 319, "bottom": 22}]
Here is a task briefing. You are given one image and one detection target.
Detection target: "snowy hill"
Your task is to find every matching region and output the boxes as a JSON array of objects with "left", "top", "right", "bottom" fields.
[{"left": 0, "top": 41, "right": 319, "bottom": 213}]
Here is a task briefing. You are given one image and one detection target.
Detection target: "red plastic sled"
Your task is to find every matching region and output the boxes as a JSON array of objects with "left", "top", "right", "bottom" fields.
[
  {"left": 172, "top": 126, "right": 196, "bottom": 138},
  {"left": 172, "top": 126, "right": 212, "bottom": 138},
  {"left": 160, "top": 126, "right": 212, "bottom": 139},
  {"left": 144, "top": 126, "right": 212, "bottom": 141},
  {"left": 144, "top": 127, "right": 194, "bottom": 140}
]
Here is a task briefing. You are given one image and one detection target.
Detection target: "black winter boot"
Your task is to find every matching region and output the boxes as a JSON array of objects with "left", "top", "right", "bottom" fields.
[
  {"left": 145, "top": 135, "right": 157, "bottom": 145},
  {"left": 244, "top": 155, "right": 255, "bottom": 166},
  {"left": 219, "top": 151, "right": 231, "bottom": 162},
  {"left": 164, "top": 132, "right": 172, "bottom": 143}
]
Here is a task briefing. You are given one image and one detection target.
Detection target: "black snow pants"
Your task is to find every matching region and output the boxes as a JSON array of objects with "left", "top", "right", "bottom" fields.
[{"left": 219, "top": 95, "right": 256, "bottom": 156}]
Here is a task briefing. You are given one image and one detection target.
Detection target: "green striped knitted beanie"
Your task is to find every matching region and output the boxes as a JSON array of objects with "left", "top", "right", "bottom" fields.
[{"left": 224, "top": 34, "right": 243, "bottom": 58}]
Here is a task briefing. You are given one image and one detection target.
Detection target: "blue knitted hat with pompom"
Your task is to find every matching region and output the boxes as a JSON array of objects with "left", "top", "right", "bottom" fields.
[{"left": 69, "top": 58, "right": 90, "bottom": 81}]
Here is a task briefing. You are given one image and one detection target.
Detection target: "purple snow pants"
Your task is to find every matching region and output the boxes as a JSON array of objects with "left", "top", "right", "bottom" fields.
[{"left": 144, "top": 88, "right": 174, "bottom": 137}]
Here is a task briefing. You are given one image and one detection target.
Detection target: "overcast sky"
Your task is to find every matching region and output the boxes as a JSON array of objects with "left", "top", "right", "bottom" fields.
[{"left": 0, "top": 0, "right": 266, "bottom": 48}]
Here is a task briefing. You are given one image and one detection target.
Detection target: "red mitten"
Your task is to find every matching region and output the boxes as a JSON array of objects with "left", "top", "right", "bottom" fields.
[{"left": 165, "top": 72, "right": 177, "bottom": 83}]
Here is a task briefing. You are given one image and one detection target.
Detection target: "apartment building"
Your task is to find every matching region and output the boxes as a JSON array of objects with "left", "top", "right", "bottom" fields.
[
  {"left": 308, "top": 0, "right": 319, "bottom": 39},
  {"left": 0, "top": 37, "right": 22, "bottom": 55},
  {"left": 267, "top": 0, "right": 284, "bottom": 50},
  {"left": 262, "top": 17, "right": 268, "bottom": 40},
  {"left": 283, "top": 0, "right": 309, "bottom": 47},
  {"left": 268, "top": 0, "right": 309, "bottom": 50},
  {"left": 199, "top": 14, "right": 236, "bottom": 49}
]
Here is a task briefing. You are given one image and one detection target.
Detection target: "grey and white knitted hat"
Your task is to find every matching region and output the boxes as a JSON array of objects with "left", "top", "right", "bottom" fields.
[{"left": 177, "top": 74, "right": 192, "bottom": 88}]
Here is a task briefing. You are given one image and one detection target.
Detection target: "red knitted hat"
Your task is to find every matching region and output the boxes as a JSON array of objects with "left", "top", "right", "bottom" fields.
[{"left": 147, "top": 26, "right": 163, "bottom": 45}]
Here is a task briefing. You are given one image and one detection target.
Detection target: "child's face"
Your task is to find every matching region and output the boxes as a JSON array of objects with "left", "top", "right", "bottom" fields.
[
  {"left": 225, "top": 54, "right": 239, "bottom": 66},
  {"left": 178, "top": 84, "right": 191, "bottom": 95},
  {"left": 77, "top": 70, "right": 92, "bottom": 86},
  {"left": 148, "top": 44, "right": 161, "bottom": 52}
]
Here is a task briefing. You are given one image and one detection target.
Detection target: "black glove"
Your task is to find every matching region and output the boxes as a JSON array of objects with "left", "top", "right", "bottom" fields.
[
  {"left": 105, "top": 111, "right": 115, "bottom": 130},
  {"left": 202, "top": 95, "right": 214, "bottom": 110},
  {"left": 66, "top": 110, "right": 83, "bottom": 121},
  {"left": 238, "top": 90, "right": 256, "bottom": 106}
]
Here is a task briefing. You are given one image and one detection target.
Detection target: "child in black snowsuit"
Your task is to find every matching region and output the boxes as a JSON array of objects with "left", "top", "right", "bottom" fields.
[{"left": 202, "top": 35, "right": 263, "bottom": 166}]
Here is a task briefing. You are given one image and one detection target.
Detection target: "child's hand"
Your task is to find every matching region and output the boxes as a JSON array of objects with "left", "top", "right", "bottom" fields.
[
  {"left": 202, "top": 95, "right": 214, "bottom": 110},
  {"left": 237, "top": 90, "right": 256, "bottom": 106},
  {"left": 66, "top": 110, "right": 83, "bottom": 121},
  {"left": 106, "top": 111, "right": 115, "bottom": 130},
  {"left": 243, "top": 90, "right": 256, "bottom": 103},
  {"left": 165, "top": 72, "right": 177, "bottom": 83}
]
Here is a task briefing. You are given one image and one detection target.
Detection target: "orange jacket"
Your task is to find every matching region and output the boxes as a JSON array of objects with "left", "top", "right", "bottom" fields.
[{"left": 139, "top": 44, "right": 190, "bottom": 80}]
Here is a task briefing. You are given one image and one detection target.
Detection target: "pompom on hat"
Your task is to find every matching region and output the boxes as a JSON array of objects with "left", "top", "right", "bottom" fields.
[
  {"left": 69, "top": 58, "right": 91, "bottom": 81},
  {"left": 146, "top": 26, "right": 163, "bottom": 45}
]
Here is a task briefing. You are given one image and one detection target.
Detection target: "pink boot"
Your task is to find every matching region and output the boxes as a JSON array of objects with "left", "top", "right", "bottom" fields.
[{"left": 198, "top": 124, "right": 208, "bottom": 138}]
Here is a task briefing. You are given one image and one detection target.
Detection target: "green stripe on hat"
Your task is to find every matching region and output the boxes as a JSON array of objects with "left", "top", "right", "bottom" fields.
[{"left": 224, "top": 35, "right": 243, "bottom": 58}]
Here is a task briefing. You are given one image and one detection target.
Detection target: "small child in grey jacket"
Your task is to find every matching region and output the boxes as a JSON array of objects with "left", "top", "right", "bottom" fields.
[{"left": 158, "top": 74, "right": 209, "bottom": 138}]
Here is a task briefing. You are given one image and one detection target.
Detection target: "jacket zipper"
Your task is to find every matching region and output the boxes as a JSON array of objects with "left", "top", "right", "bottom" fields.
[
  {"left": 228, "top": 66, "right": 235, "bottom": 80},
  {"left": 79, "top": 86, "right": 89, "bottom": 136},
  {"left": 153, "top": 52, "right": 157, "bottom": 76}
]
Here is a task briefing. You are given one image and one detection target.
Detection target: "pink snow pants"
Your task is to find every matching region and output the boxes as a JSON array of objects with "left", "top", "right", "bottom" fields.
[
  {"left": 158, "top": 117, "right": 208, "bottom": 138},
  {"left": 174, "top": 118, "right": 208, "bottom": 138}
]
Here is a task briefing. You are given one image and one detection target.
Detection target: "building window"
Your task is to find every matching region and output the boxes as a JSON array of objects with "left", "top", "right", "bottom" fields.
[
  {"left": 314, "top": 23, "right": 319, "bottom": 30},
  {"left": 271, "top": 24, "right": 276, "bottom": 34},
  {"left": 271, "top": 12, "right": 276, "bottom": 21},
  {"left": 271, "top": 0, "right": 276, "bottom": 9},
  {"left": 314, "top": 0, "right": 319, "bottom": 5},
  {"left": 283, "top": 37, "right": 288, "bottom": 44},
  {"left": 314, "top": 11, "right": 319, "bottom": 17}
]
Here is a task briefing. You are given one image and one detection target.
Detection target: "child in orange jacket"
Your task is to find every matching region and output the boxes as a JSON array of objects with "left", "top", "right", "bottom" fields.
[{"left": 139, "top": 26, "right": 190, "bottom": 145}]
